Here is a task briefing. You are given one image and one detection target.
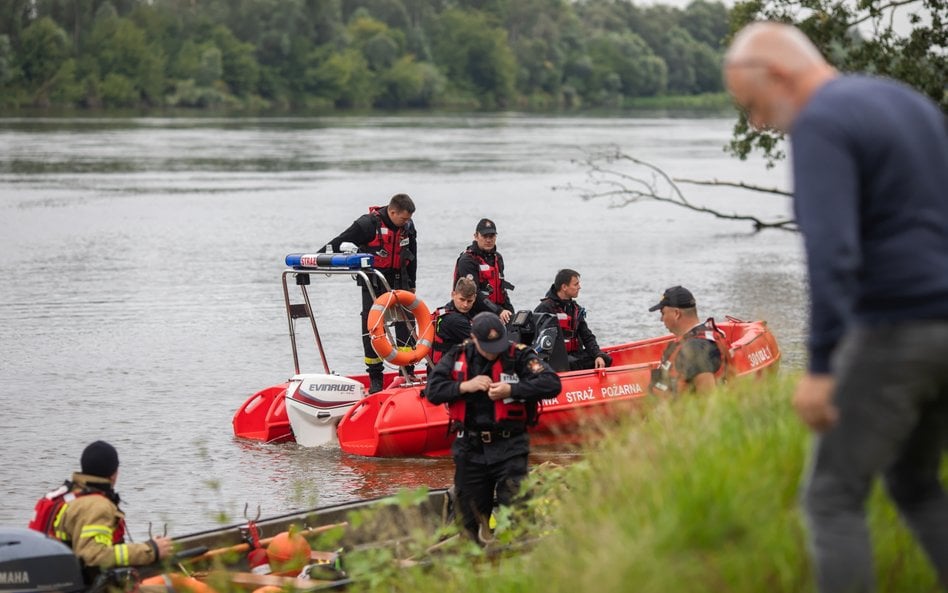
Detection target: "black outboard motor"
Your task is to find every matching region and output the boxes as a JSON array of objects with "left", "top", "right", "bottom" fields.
[
  {"left": 0, "top": 527, "right": 84, "bottom": 592},
  {"left": 506, "top": 310, "right": 568, "bottom": 371}
]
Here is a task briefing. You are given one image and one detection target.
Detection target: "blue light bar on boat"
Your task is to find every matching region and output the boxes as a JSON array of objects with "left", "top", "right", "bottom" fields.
[{"left": 285, "top": 253, "right": 375, "bottom": 270}]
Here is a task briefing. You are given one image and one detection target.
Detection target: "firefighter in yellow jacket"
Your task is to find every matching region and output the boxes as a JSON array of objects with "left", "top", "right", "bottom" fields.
[{"left": 31, "top": 441, "right": 172, "bottom": 580}]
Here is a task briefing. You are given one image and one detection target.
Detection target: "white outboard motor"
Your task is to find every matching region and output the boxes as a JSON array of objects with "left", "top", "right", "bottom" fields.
[{"left": 285, "top": 374, "right": 365, "bottom": 447}]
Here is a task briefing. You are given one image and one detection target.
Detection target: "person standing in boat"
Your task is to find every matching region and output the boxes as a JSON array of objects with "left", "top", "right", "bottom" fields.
[
  {"left": 29, "top": 441, "right": 172, "bottom": 583},
  {"left": 534, "top": 268, "right": 612, "bottom": 371},
  {"left": 454, "top": 218, "right": 515, "bottom": 323},
  {"left": 426, "top": 312, "right": 561, "bottom": 543},
  {"left": 725, "top": 22, "right": 948, "bottom": 593},
  {"left": 647, "top": 286, "right": 729, "bottom": 395},
  {"left": 319, "top": 194, "right": 417, "bottom": 393},
  {"left": 430, "top": 277, "right": 478, "bottom": 366}
]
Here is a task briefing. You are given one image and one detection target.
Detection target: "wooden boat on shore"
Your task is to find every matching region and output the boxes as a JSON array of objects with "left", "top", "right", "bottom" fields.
[
  {"left": 232, "top": 255, "right": 781, "bottom": 457},
  {"left": 1, "top": 489, "right": 450, "bottom": 593}
]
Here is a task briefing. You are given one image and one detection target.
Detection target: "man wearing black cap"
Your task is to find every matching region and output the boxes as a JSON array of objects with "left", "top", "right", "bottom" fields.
[
  {"left": 426, "top": 312, "right": 561, "bottom": 543},
  {"left": 29, "top": 441, "right": 171, "bottom": 581},
  {"left": 647, "top": 286, "right": 728, "bottom": 395},
  {"left": 454, "top": 218, "right": 514, "bottom": 323},
  {"left": 319, "top": 194, "right": 418, "bottom": 393}
]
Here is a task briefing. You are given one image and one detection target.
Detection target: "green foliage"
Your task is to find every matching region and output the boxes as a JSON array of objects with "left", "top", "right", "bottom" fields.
[
  {"left": 16, "top": 17, "right": 70, "bottom": 97},
  {"left": 210, "top": 25, "right": 260, "bottom": 96},
  {"left": 331, "top": 375, "right": 942, "bottom": 593},
  {"left": 681, "top": 0, "right": 731, "bottom": 47},
  {"left": 197, "top": 46, "right": 222, "bottom": 87},
  {"left": 0, "top": 35, "right": 19, "bottom": 87},
  {"left": 312, "top": 47, "right": 377, "bottom": 107},
  {"left": 85, "top": 13, "right": 164, "bottom": 104},
  {"left": 47, "top": 59, "right": 85, "bottom": 105},
  {"left": 587, "top": 31, "right": 668, "bottom": 100},
  {"left": 0, "top": 0, "right": 737, "bottom": 110},
  {"left": 100, "top": 72, "right": 137, "bottom": 106},
  {"left": 431, "top": 8, "right": 516, "bottom": 107},
  {"left": 727, "top": 0, "right": 948, "bottom": 164},
  {"left": 378, "top": 54, "right": 445, "bottom": 107}
]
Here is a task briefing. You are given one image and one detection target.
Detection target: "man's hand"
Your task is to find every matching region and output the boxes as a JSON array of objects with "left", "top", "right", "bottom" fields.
[
  {"left": 152, "top": 536, "right": 173, "bottom": 560},
  {"left": 793, "top": 373, "right": 838, "bottom": 432},
  {"left": 461, "top": 375, "right": 492, "bottom": 394},
  {"left": 499, "top": 310, "right": 512, "bottom": 324},
  {"left": 488, "top": 381, "right": 512, "bottom": 400},
  {"left": 594, "top": 356, "right": 607, "bottom": 369}
]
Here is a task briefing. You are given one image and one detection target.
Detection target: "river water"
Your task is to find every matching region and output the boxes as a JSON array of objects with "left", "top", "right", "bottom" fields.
[{"left": 0, "top": 112, "right": 806, "bottom": 539}]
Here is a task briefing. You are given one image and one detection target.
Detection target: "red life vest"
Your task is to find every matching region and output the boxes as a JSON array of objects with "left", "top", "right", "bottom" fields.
[
  {"left": 651, "top": 319, "right": 732, "bottom": 394},
  {"left": 431, "top": 303, "right": 458, "bottom": 365},
  {"left": 542, "top": 298, "right": 581, "bottom": 353},
  {"left": 447, "top": 343, "right": 534, "bottom": 429},
  {"left": 362, "top": 206, "right": 407, "bottom": 270},
  {"left": 29, "top": 482, "right": 126, "bottom": 545},
  {"left": 459, "top": 249, "right": 505, "bottom": 306}
]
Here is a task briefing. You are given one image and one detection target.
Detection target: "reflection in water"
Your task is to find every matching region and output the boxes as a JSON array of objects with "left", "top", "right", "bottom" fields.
[{"left": 0, "top": 113, "right": 804, "bottom": 537}]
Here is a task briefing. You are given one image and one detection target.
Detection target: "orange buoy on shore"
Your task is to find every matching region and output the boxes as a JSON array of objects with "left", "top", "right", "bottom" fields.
[
  {"left": 267, "top": 530, "right": 311, "bottom": 576},
  {"left": 140, "top": 574, "right": 217, "bottom": 593}
]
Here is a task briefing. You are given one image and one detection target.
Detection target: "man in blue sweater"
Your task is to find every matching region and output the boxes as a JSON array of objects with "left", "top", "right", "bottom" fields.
[{"left": 725, "top": 22, "right": 948, "bottom": 593}]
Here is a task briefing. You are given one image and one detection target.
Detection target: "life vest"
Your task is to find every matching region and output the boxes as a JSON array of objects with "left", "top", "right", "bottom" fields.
[
  {"left": 29, "top": 482, "right": 126, "bottom": 545},
  {"left": 457, "top": 249, "right": 505, "bottom": 306},
  {"left": 541, "top": 298, "right": 582, "bottom": 353},
  {"left": 431, "top": 303, "right": 459, "bottom": 365},
  {"left": 447, "top": 343, "right": 537, "bottom": 430},
  {"left": 362, "top": 206, "right": 409, "bottom": 270},
  {"left": 651, "top": 319, "right": 732, "bottom": 394}
]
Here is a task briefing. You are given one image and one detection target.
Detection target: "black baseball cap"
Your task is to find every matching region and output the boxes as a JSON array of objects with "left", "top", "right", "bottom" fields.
[
  {"left": 475, "top": 218, "right": 497, "bottom": 235},
  {"left": 648, "top": 286, "right": 696, "bottom": 312},
  {"left": 471, "top": 312, "right": 509, "bottom": 354}
]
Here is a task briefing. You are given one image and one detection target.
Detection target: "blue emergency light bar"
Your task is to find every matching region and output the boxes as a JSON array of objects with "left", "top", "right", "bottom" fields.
[{"left": 285, "top": 253, "right": 375, "bottom": 270}]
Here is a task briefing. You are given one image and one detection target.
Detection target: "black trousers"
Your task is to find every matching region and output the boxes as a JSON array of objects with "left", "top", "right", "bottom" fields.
[{"left": 452, "top": 433, "right": 529, "bottom": 538}]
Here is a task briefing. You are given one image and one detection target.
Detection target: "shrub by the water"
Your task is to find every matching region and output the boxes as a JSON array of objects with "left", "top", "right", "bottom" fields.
[{"left": 372, "top": 373, "right": 943, "bottom": 593}]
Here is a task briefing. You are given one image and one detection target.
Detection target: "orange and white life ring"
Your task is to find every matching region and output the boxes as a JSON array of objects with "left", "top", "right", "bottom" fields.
[{"left": 367, "top": 290, "right": 435, "bottom": 366}]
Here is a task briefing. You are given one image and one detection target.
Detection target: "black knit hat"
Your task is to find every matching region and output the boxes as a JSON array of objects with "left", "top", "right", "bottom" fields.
[{"left": 81, "top": 441, "right": 120, "bottom": 478}]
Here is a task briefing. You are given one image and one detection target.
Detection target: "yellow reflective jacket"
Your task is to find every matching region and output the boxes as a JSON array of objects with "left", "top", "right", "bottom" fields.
[{"left": 53, "top": 473, "right": 157, "bottom": 569}]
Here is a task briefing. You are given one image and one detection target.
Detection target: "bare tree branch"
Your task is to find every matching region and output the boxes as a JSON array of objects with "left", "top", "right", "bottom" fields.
[
  {"left": 673, "top": 178, "right": 793, "bottom": 197},
  {"left": 846, "top": 0, "right": 923, "bottom": 27},
  {"left": 560, "top": 148, "right": 799, "bottom": 232}
]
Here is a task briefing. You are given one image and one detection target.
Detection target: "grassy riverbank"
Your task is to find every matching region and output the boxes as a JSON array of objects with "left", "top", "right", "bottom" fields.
[
  {"left": 621, "top": 92, "right": 733, "bottom": 110},
  {"left": 350, "top": 373, "right": 942, "bottom": 592}
]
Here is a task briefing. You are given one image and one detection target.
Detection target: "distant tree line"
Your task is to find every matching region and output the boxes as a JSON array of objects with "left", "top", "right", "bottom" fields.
[{"left": 0, "top": 0, "right": 731, "bottom": 110}]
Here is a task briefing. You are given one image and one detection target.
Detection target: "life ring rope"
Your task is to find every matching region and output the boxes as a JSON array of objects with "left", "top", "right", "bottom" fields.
[{"left": 366, "top": 290, "right": 435, "bottom": 366}]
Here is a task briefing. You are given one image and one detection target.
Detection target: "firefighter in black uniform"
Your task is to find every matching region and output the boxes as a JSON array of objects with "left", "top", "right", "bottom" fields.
[
  {"left": 647, "top": 285, "right": 728, "bottom": 395},
  {"left": 535, "top": 268, "right": 613, "bottom": 371},
  {"left": 430, "top": 277, "right": 478, "bottom": 366},
  {"left": 426, "top": 312, "right": 562, "bottom": 543},
  {"left": 320, "top": 194, "right": 417, "bottom": 393},
  {"left": 454, "top": 218, "right": 514, "bottom": 323}
]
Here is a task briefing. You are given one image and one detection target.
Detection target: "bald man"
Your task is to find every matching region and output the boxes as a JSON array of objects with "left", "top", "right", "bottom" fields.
[{"left": 725, "top": 23, "right": 948, "bottom": 593}]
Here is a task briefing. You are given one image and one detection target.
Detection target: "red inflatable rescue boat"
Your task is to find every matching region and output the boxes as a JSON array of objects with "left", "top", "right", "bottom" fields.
[
  {"left": 233, "top": 254, "right": 780, "bottom": 456},
  {"left": 335, "top": 317, "right": 779, "bottom": 457}
]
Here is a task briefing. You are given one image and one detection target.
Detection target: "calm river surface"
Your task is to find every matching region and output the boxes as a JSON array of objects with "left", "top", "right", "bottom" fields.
[{"left": 0, "top": 112, "right": 806, "bottom": 538}]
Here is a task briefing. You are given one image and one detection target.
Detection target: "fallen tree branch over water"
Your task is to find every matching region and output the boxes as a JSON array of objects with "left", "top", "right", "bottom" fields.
[
  {"left": 562, "top": 148, "right": 798, "bottom": 232},
  {"left": 673, "top": 177, "right": 793, "bottom": 198}
]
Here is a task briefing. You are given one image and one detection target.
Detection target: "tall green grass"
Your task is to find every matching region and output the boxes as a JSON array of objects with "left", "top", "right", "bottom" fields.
[{"left": 374, "top": 373, "right": 943, "bottom": 593}]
